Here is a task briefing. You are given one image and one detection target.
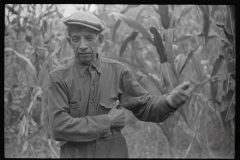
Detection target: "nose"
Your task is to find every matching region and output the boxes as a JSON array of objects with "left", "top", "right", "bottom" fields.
[{"left": 79, "top": 38, "right": 88, "bottom": 50}]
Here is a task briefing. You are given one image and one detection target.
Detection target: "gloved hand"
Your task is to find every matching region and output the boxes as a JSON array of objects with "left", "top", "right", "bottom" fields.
[
  {"left": 107, "top": 100, "right": 125, "bottom": 129},
  {"left": 166, "top": 81, "right": 193, "bottom": 109}
]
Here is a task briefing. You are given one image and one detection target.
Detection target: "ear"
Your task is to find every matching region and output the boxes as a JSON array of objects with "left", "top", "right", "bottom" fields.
[
  {"left": 67, "top": 36, "right": 72, "bottom": 46},
  {"left": 97, "top": 34, "right": 104, "bottom": 47}
]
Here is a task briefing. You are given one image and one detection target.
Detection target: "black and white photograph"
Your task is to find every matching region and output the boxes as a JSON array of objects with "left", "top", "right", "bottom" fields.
[{"left": 4, "top": 4, "right": 235, "bottom": 158}]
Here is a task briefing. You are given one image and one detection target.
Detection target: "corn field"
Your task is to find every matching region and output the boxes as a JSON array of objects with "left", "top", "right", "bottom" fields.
[{"left": 4, "top": 4, "right": 235, "bottom": 158}]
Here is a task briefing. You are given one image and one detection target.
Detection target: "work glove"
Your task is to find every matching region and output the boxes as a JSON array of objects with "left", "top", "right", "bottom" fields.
[{"left": 166, "top": 81, "right": 193, "bottom": 109}]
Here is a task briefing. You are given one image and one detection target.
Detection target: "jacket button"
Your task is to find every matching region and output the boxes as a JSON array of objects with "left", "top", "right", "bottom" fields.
[{"left": 91, "top": 100, "right": 94, "bottom": 103}]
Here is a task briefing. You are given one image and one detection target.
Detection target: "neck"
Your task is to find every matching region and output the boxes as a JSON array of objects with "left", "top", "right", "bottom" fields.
[{"left": 75, "top": 53, "right": 99, "bottom": 66}]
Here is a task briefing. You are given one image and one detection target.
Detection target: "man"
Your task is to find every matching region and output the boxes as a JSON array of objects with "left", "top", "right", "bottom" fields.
[{"left": 48, "top": 10, "right": 192, "bottom": 158}]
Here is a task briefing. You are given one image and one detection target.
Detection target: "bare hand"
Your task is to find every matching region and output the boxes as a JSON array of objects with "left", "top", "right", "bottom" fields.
[
  {"left": 107, "top": 100, "right": 125, "bottom": 129},
  {"left": 166, "top": 81, "right": 193, "bottom": 108}
]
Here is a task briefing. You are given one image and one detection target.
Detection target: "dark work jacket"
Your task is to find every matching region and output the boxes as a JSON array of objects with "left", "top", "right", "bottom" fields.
[{"left": 47, "top": 54, "right": 178, "bottom": 158}]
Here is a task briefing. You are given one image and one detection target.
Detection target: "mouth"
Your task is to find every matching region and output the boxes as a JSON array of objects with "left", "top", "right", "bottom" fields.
[{"left": 79, "top": 53, "right": 91, "bottom": 56}]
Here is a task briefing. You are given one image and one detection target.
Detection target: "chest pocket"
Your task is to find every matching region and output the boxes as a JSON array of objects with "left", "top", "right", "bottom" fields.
[
  {"left": 99, "top": 100, "right": 117, "bottom": 115},
  {"left": 69, "top": 101, "right": 85, "bottom": 118}
]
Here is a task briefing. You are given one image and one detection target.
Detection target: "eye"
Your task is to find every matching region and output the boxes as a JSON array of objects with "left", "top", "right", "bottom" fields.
[
  {"left": 86, "top": 38, "right": 94, "bottom": 41},
  {"left": 72, "top": 38, "right": 80, "bottom": 42}
]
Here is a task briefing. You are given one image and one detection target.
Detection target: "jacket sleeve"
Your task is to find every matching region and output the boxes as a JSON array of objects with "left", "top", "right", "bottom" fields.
[
  {"left": 120, "top": 66, "right": 178, "bottom": 123},
  {"left": 48, "top": 71, "right": 111, "bottom": 142}
]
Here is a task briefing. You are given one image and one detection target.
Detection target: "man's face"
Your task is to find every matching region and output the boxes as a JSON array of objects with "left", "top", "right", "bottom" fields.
[{"left": 67, "top": 27, "right": 103, "bottom": 65}]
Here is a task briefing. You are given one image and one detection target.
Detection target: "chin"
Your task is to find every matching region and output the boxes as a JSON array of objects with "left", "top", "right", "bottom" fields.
[{"left": 81, "top": 60, "right": 92, "bottom": 65}]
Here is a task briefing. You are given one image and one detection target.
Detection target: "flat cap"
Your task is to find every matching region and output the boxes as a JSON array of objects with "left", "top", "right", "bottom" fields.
[{"left": 62, "top": 11, "right": 106, "bottom": 32}]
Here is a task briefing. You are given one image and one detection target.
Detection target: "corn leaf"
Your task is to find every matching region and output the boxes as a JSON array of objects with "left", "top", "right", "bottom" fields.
[
  {"left": 203, "top": 5, "right": 210, "bottom": 44},
  {"left": 16, "top": 56, "right": 27, "bottom": 73},
  {"left": 175, "top": 54, "right": 186, "bottom": 74},
  {"left": 142, "top": 15, "right": 160, "bottom": 29},
  {"left": 176, "top": 5, "right": 195, "bottom": 25},
  {"left": 223, "top": 51, "right": 234, "bottom": 74},
  {"left": 59, "top": 37, "right": 68, "bottom": 61},
  {"left": 208, "top": 31, "right": 232, "bottom": 46},
  {"left": 211, "top": 5, "right": 218, "bottom": 17},
  {"left": 198, "top": 5, "right": 210, "bottom": 44},
  {"left": 119, "top": 31, "right": 138, "bottom": 57},
  {"left": 221, "top": 90, "right": 234, "bottom": 112},
  {"left": 152, "top": 5, "right": 159, "bottom": 14},
  {"left": 164, "top": 28, "right": 178, "bottom": 84},
  {"left": 123, "top": 5, "right": 140, "bottom": 14},
  {"left": 223, "top": 29, "right": 234, "bottom": 44},
  {"left": 37, "top": 61, "right": 49, "bottom": 89},
  {"left": 22, "top": 140, "right": 28, "bottom": 152},
  {"left": 184, "top": 101, "right": 203, "bottom": 158},
  {"left": 178, "top": 42, "right": 202, "bottom": 75},
  {"left": 27, "top": 88, "right": 42, "bottom": 113},
  {"left": 23, "top": 89, "right": 31, "bottom": 113},
  {"left": 190, "top": 54, "right": 203, "bottom": 82},
  {"left": 149, "top": 27, "right": 168, "bottom": 63},
  {"left": 110, "top": 12, "right": 154, "bottom": 45},
  {"left": 7, "top": 92, "right": 13, "bottom": 108},
  {"left": 226, "top": 104, "right": 235, "bottom": 121},
  {"left": 174, "top": 34, "right": 194, "bottom": 44},
  {"left": 136, "top": 5, "right": 152, "bottom": 21},
  {"left": 225, "top": 91, "right": 235, "bottom": 121},
  {"left": 226, "top": 6, "right": 235, "bottom": 40},
  {"left": 5, "top": 47, "right": 37, "bottom": 81},
  {"left": 210, "top": 80, "right": 218, "bottom": 101},
  {"left": 229, "top": 5, "right": 235, "bottom": 20},
  {"left": 157, "top": 119, "right": 173, "bottom": 144},
  {"left": 210, "top": 54, "right": 224, "bottom": 101},
  {"left": 161, "top": 63, "right": 176, "bottom": 90},
  {"left": 178, "top": 97, "right": 191, "bottom": 128},
  {"left": 49, "top": 41, "right": 61, "bottom": 58},
  {"left": 107, "top": 56, "right": 164, "bottom": 93},
  {"left": 112, "top": 19, "right": 121, "bottom": 43},
  {"left": 215, "top": 23, "right": 234, "bottom": 44},
  {"left": 211, "top": 54, "right": 224, "bottom": 77},
  {"left": 148, "top": 74, "right": 166, "bottom": 94},
  {"left": 158, "top": 5, "right": 170, "bottom": 29},
  {"left": 222, "top": 78, "right": 228, "bottom": 94}
]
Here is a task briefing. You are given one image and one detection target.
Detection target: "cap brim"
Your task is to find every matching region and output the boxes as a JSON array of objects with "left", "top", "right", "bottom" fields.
[{"left": 66, "top": 22, "right": 100, "bottom": 32}]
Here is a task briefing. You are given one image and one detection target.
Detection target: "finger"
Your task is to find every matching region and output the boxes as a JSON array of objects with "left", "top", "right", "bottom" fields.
[
  {"left": 186, "top": 87, "right": 193, "bottom": 97},
  {"left": 186, "top": 83, "right": 194, "bottom": 91},
  {"left": 178, "top": 91, "right": 188, "bottom": 101},
  {"left": 174, "top": 90, "right": 187, "bottom": 101},
  {"left": 179, "top": 81, "right": 191, "bottom": 90},
  {"left": 183, "top": 84, "right": 194, "bottom": 96},
  {"left": 171, "top": 90, "right": 190, "bottom": 107},
  {"left": 178, "top": 89, "right": 189, "bottom": 98},
  {"left": 175, "top": 94, "right": 187, "bottom": 106}
]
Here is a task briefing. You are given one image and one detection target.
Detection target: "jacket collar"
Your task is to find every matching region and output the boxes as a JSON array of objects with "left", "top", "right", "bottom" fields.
[{"left": 74, "top": 53, "right": 102, "bottom": 76}]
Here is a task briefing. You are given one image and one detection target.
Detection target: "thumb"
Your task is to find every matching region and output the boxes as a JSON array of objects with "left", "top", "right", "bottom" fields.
[
  {"left": 179, "top": 81, "right": 191, "bottom": 90},
  {"left": 112, "top": 100, "right": 119, "bottom": 108}
]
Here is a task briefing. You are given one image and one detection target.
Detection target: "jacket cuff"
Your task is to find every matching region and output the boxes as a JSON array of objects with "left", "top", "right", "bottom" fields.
[
  {"left": 95, "top": 114, "right": 112, "bottom": 138},
  {"left": 159, "top": 94, "right": 178, "bottom": 122},
  {"left": 165, "top": 93, "right": 176, "bottom": 110}
]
